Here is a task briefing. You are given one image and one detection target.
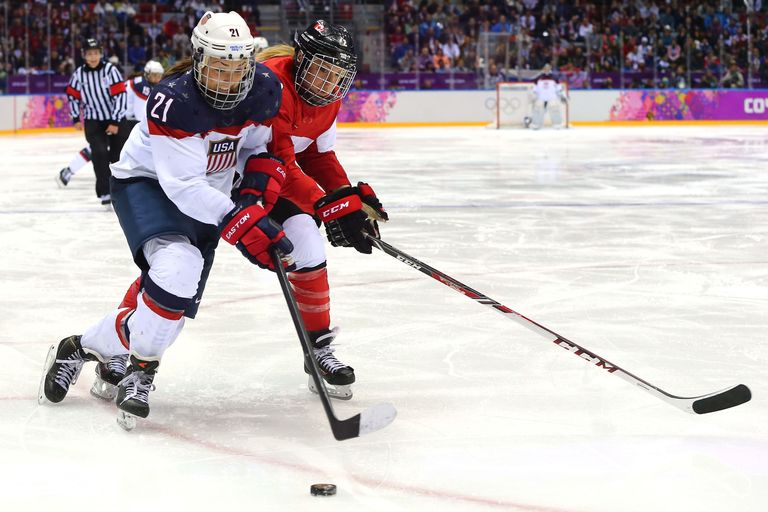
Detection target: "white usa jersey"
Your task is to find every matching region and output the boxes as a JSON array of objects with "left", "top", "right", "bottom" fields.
[
  {"left": 125, "top": 76, "right": 153, "bottom": 122},
  {"left": 110, "top": 67, "right": 283, "bottom": 226}
]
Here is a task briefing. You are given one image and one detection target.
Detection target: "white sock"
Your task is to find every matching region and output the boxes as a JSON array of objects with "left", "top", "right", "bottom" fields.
[
  {"left": 81, "top": 308, "right": 132, "bottom": 357},
  {"left": 67, "top": 147, "right": 91, "bottom": 174}
]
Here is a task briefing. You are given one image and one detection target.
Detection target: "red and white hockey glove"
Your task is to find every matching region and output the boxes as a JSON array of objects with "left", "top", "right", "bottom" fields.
[
  {"left": 314, "top": 182, "right": 388, "bottom": 254},
  {"left": 235, "top": 153, "right": 286, "bottom": 212},
  {"left": 219, "top": 203, "right": 295, "bottom": 271}
]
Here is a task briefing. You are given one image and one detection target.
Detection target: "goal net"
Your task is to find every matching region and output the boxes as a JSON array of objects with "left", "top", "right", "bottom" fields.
[{"left": 493, "top": 81, "right": 569, "bottom": 129}]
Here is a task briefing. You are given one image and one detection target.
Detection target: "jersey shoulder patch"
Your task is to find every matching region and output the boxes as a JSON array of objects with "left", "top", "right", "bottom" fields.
[{"left": 130, "top": 76, "right": 151, "bottom": 99}]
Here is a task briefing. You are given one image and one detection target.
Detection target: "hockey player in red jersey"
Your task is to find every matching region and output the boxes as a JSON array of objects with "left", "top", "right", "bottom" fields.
[{"left": 256, "top": 20, "right": 388, "bottom": 399}]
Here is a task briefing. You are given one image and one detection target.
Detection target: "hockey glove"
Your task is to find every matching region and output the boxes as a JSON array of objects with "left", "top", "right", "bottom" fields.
[
  {"left": 219, "top": 203, "right": 295, "bottom": 271},
  {"left": 314, "top": 182, "right": 388, "bottom": 254},
  {"left": 234, "top": 153, "right": 287, "bottom": 212}
]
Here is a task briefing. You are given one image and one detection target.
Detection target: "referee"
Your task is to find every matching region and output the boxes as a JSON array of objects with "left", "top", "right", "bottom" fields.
[{"left": 66, "top": 38, "right": 127, "bottom": 206}]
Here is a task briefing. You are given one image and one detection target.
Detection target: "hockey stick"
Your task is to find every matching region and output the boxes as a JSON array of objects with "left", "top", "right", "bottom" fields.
[
  {"left": 365, "top": 234, "right": 751, "bottom": 415},
  {"left": 271, "top": 248, "right": 397, "bottom": 440}
]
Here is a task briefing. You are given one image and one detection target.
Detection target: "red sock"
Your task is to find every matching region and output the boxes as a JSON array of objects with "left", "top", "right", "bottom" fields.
[
  {"left": 288, "top": 267, "right": 331, "bottom": 331},
  {"left": 115, "top": 307, "right": 133, "bottom": 350},
  {"left": 119, "top": 276, "right": 142, "bottom": 309}
]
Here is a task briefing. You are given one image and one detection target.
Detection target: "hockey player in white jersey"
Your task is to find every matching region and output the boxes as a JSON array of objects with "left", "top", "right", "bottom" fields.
[
  {"left": 39, "top": 11, "right": 296, "bottom": 430},
  {"left": 56, "top": 60, "right": 164, "bottom": 188},
  {"left": 54, "top": 147, "right": 93, "bottom": 187},
  {"left": 254, "top": 36, "right": 268, "bottom": 53},
  {"left": 529, "top": 64, "right": 567, "bottom": 130},
  {"left": 125, "top": 60, "right": 164, "bottom": 126}
]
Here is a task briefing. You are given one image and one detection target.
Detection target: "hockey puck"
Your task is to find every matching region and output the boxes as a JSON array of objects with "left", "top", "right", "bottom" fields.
[{"left": 310, "top": 483, "right": 337, "bottom": 496}]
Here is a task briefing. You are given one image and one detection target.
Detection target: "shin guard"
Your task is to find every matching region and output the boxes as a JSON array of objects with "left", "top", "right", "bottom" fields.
[
  {"left": 288, "top": 266, "right": 331, "bottom": 332},
  {"left": 126, "top": 289, "right": 187, "bottom": 359}
]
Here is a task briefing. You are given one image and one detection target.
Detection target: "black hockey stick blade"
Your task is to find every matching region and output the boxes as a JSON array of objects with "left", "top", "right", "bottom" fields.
[
  {"left": 366, "top": 234, "right": 752, "bottom": 415},
  {"left": 689, "top": 384, "right": 751, "bottom": 414},
  {"left": 271, "top": 248, "right": 396, "bottom": 440}
]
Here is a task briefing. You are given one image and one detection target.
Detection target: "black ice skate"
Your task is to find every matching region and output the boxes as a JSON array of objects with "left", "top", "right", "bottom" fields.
[
  {"left": 115, "top": 355, "right": 159, "bottom": 431},
  {"left": 304, "top": 328, "right": 355, "bottom": 400},
  {"left": 523, "top": 116, "right": 533, "bottom": 129},
  {"left": 99, "top": 194, "right": 112, "bottom": 211},
  {"left": 38, "top": 335, "right": 102, "bottom": 404},
  {"left": 55, "top": 167, "right": 73, "bottom": 188},
  {"left": 90, "top": 354, "right": 129, "bottom": 400}
]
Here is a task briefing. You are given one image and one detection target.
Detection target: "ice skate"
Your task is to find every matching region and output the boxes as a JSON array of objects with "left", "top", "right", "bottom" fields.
[
  {"left": 523, "top": 116, "right": 532, "bottom": 129},
  {"left": 38, "top": 335, "right": 102, "bottom": 404},
  {"left": 55, "top": 167, "right": 73, "bottom": 188},
  {"left": 99, "top": 194, "right": 112, "bottom": 211},
  {"left": 90, "top": 354, "right": 128, "bottom": 400},
  {"left": 116, "top": 355, "right": 158, "bottom": 431},
  {"left": 305, "top": 328, "right": 355, "bottom": 400}
]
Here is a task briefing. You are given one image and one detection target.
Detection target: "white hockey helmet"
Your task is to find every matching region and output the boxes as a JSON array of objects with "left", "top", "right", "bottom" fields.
[
  {"left": 191, "top": 11, "right": 256, "bottom": 110},
  {"left": 254, "top": 36, "right": 269, "bottom": 53},
  {"left": 144, "top": 60, "right": 164, "bottom": 84},
  {"left": 144, "top": 60, "right": 164, "bottom": 75}
]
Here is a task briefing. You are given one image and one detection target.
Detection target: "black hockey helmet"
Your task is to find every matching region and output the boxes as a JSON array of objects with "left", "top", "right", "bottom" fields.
[
  {"left": 82, "top": 38, "right": 102, "bottom": 52},
  {"left": 293, "top": 20, "right": 357, "bottom": 106}
]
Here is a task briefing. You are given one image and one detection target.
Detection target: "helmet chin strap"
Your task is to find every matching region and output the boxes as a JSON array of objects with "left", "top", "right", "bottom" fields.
[{"left": 208, "top": 88, "right": 238, "bottom": 107}]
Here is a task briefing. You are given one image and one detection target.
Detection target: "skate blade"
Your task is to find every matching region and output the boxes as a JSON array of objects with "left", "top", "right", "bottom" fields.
[
  {"left": 54, "top": 175, "right": 67, "bottom": 188},
  {"left": 90, "top": 379, "right": 118, "bottom": 401},
  {"left": 116, "top": 410, "right": 137, "bottom": 431},
  {"left": 307, "top": 376, "right": 353, "bottom": 401},
  {"left": 37, "top": 344, "right": 57, "bottom": 405}
]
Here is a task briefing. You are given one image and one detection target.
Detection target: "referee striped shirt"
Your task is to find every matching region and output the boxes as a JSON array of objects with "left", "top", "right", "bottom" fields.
[{"left": 66, "top": 61, "right": 127, "bottom": 125}]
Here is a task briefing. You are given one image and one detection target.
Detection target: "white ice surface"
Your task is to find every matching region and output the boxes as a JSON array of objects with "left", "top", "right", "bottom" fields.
[{"left": 1, "top": 126, "right": 767, "bottom": 512}]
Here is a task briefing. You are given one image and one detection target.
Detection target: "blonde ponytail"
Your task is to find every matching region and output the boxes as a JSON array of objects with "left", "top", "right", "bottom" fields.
[{"left": 257, "top": 44, "right": 295, "bottom": 62}]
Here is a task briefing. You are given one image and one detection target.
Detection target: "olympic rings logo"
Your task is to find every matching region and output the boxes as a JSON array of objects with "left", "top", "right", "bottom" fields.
[{"left": 485, "top": 97, "right": 522, "bottom": 112}]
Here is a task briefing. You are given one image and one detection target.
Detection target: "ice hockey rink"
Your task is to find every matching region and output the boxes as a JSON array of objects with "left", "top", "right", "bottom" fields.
[{"left": 1, "top": 125, "right": 766, "bottom": 512}]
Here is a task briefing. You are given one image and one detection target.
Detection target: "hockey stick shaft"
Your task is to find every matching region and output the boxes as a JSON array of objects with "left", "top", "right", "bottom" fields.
[
  {"left": 271, "top": 248, "right": 356, "bottom": 439},
  {"left": 366, "top": 235, "right": 750, "bottom": 414},
  {"left": 271, "top": 248, "right": 396, "bottom": 439}
]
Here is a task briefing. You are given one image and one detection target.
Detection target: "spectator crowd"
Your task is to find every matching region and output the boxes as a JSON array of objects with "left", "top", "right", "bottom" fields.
[
  {"left": 385, "top": 0, "right": 768, "bottom": 88},
  {"left": 1, "top": 0, "right": 766, "bottom": 91},
  {"left": 0, "top": 1, "right": 261, "bottom": 92}
]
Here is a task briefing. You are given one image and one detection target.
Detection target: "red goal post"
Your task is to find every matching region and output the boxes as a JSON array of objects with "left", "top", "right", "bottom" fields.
[{"left": 494, "top": 81, "right": 570, "bottom": 129}]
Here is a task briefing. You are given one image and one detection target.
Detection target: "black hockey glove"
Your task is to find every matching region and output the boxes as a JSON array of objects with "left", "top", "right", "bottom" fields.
[{"left": 314, "top": 182, "right": 388, "bottom": 254}]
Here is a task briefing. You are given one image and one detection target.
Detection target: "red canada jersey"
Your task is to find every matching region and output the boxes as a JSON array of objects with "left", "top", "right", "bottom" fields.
[{"left": 263, "top": 56, "right": 351, "bottom": 213}]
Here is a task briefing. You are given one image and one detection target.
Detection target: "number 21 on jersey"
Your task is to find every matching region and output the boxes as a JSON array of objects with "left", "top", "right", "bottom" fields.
[{"left": 150, "top": 92, "right": 174, "bottom": 123}]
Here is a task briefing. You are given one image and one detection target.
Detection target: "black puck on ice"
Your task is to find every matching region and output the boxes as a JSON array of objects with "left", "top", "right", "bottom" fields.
[{"left": 310, "top": 483, "right": 337, "bottom": 496}]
